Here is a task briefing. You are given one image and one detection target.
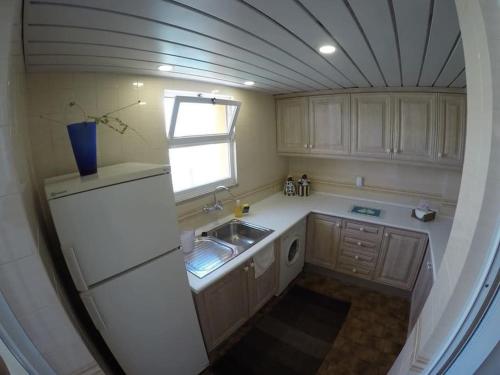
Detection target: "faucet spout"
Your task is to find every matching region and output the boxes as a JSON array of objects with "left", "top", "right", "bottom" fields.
[{"left": 202, "top": 185, "right": 234, "bottom": 213}]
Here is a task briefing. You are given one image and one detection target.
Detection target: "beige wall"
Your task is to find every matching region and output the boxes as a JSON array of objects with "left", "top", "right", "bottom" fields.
[
  {"left": 289, "top": 158, "right": 462, "bottom": 217},
  {"left": 0, "top": 0, "right": 102, "bottom": 373},
  {"left": 26, "top": 72, "right": 288, "bottom": 229}
]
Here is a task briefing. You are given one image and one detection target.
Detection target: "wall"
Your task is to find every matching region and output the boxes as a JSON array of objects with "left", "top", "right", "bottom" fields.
[
  {"left": 26, "top": 72, "right": 288, "bottom": 229},
  {"left": 289, "top": 158, "right": 461, "bottom": 217},
  {"left": 0, "top": 1, "right": 102, "bottom": 373}
]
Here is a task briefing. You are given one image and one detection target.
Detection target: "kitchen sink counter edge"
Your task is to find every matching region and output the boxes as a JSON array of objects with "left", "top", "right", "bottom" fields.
[{"left": 186, "top": 192, "right": 453, "bottom": 293}]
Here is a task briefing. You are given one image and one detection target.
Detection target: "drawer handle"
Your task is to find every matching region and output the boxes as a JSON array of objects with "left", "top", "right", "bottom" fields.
[
  {"left": 354, "top": 255, "right": 359, "bottom": 260},
  {"left": 243, "top": 266, "right": 249, "bottom": 272},
  {"left": 359, "top": 227, "right": 365, "bottom": 232},
  {"left": 352, "top": 268, "right": 357, "bottom": 273},
  {"left": 357, "top": 241, "right": 362, "bottom": 246}
]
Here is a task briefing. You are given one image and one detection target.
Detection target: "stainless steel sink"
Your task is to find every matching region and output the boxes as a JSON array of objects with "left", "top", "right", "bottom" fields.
[
  {"left": 207, "top": 219, "right": 274, "bottom": 251},
  {"left": 184, "top": 220, "right": 274, "bottom": 279}
]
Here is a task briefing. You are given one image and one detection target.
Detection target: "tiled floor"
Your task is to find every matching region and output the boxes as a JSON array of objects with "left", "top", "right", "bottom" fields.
[{"left": 207, "top": 270, "right": 409, "bottom": 375}]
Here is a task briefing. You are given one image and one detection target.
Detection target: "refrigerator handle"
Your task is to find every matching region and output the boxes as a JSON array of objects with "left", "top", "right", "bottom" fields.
[
  {"left": 62, "top": 247, "right": 88, "bottom": 291},
  {"left": 81, "top": 294, "right": 106, "bottom": 332}
]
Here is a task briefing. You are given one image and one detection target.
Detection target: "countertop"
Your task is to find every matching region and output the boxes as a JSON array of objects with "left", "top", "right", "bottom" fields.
[{"left": 186, "top": 192, "right": 453, "bottom": 293}]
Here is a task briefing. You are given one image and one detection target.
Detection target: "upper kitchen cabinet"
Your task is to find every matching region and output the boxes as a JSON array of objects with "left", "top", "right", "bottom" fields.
[
  {"left": 276, "top": 97, "right": 309, "bottom": 154},
  {"left": 393, "top": 93, "right": 437, "bottom": 163},
  {"left": 350, "top": 93, "right": 392, "bottom": 159},
  {"left": 437, "top": 94, "right": 467, "bottom": 167},
  {"left": 309, "top": 95, "right": 350, "bottom": 155}
]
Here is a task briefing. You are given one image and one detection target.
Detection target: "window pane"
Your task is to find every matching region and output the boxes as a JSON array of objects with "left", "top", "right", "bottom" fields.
[
  {"left": 169, "top": 143, "right": 232, "bottom": 192},
  {"left": 173, "top": 102, "right": 238, "bottom": 137}
]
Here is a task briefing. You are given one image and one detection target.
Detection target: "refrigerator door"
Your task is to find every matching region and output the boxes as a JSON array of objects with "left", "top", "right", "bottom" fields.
[
  {"left": 49, "top": 173, "right": 180, "bottom": 289},
  {"left": 81, "top": 249, "right": 208, "bottom": 375}
]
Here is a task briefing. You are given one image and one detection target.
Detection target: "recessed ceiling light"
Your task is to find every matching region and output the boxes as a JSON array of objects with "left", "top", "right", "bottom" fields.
[
  {"left": 139, "top": 101, "right": 147, "bottom": 105},
  {"left": 243, "top": 81, "right": 255, "bottom": 86},
  {"left": 319, "top": 45, "right": 336, "bottom": 54},
  {"left": 132, "top": 82, "right": 144, "bottom": 87},
  {"left": 158, "top": 65, "right": 173, "bottom": 72},
  {"left": 211, "top": 89, "right": 220, "bottom": 93}
]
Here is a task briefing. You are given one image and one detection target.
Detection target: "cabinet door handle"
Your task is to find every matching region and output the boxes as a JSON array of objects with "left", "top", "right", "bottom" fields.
[
  {"left": 250, "top": 262, "right": 255, "bottom": 268},
  {"left": 438, "top": 152, "right": 442, "bottom": 158},
  {"left": 357, "top": 241, "right": 362, "bottom": 246},
  {"left": 352, "top": 268, "right": 357, "bottom": 273},
  {"left": 427, "top": 262, "right": 433, "bottom": 270},
  {"left": 359, "top": 227, "right": 364, "bottom": 232},
  {"left": 385, "top": 148, "right": 391, "bottom": 154},
  {"left": 384, "top": 232, "right": 389, "bottom": 237},
  {"left": 304, "top": 144, "right": 308, "bottom": 149},
  {"left": 243, "top": 266, "right": 249, "bottom": 272},
  {"left": 62, "top": 247, "right": 88, "bottom": 292},
  {"left": 336, "top": 223, "right": 340, "bottom": 228},
  {"left": 354, "top": 255, "right": 359, "bottom": 260}
]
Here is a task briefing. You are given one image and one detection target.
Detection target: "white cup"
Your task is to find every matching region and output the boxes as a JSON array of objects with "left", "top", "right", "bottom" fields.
[{"left": 181, "top": 230, "right": 195, "bottom": 253}]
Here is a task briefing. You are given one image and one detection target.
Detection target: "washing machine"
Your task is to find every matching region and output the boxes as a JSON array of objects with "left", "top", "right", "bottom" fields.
[{"left": 276, "top": 218, "right": 306, "bottom": 295}]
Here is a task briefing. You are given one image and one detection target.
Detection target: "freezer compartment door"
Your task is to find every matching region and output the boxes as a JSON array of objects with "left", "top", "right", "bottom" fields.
[
  {"left": 81, "top": 250, "right": 208, "bottom": 375},
  {"left": 49, "top": 173, "right": 180, "bottom": 288}
]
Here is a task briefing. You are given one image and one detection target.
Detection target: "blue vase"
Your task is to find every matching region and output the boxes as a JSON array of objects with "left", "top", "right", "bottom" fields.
[{"left": 67, "top": 122, "right": 97, "bottom": 176}]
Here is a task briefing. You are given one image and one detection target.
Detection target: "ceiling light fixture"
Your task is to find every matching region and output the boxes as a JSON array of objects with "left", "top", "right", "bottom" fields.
[
  {"left": 211, "top": 89, "right": 220, "bottom": 93},
  {"left": 158, "top": 65, "right": 173, "bottom": 72},
  {"left": 132, "top": 82, "right": 144, "bottom": 87},
  {"left": 243, "top": 81, "right": 255, "bottom": 86},
  {"left": 319, "top": 45, "right": 336, "bottom": 54}
]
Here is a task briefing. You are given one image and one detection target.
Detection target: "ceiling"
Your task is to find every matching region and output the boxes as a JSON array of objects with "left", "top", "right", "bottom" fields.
[{"left": 23, "top": 0, "right": 466, "bottom": 94}]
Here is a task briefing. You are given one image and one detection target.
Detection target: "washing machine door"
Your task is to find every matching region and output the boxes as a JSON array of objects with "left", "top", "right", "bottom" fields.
[{"left": 286, "top": 236, "right": 303, "bottom": 265}]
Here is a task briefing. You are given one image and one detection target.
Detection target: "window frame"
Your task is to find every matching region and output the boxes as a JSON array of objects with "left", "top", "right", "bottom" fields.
[{"left": 166, "top": 95, "right": 241, "bottom": 202}]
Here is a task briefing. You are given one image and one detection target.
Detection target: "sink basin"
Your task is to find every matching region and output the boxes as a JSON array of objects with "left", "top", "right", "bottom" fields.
[
  {"left": 184, "top": 220, "right": 274, "bottom": 279},
  {"left": 207, "top": 219, "right": 274, "bottom": 250},
  {"left": 184, "top": 238, "right": 235, "bottom": 278}
]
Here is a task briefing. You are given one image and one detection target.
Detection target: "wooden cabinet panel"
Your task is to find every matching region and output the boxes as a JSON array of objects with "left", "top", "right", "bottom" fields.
[
  {"left": 374, "top": 228, "right": 428, "bottom": 290},
  {"left": 409, "top": 246, "right": 433, "bottom": 333},
  {"left": 351, "top": 93, "right": 392, "bottom": 159},
  {"left": 309, "top": 95, "right": 350, "bottom": 155},
  {"left": 306, "top": 214, "right": 341, "bottom": 269},
  {"left": 276, "top": 97, "right": 309, "bottom": 154},
  {"left": 248, "top": 245, "right": 277, "bottom": 317},
  {"left": 393, "top": 93, "right": 437, "bottom": 162},
  {"left": 437, "top": 94, "right": 466, "bottom": 166},
  {"left": 194, "top": 265, "right": 249, "bottom": 351}
]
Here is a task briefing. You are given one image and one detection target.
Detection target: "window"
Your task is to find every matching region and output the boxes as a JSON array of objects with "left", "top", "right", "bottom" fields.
[{"left": 164, "top": 91, "right": 241, "bottom": 201}]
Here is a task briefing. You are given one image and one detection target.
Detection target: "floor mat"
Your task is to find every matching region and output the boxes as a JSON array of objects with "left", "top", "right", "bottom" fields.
[{"left": 210, "top": 285, "right": 350, "bottom": 375}]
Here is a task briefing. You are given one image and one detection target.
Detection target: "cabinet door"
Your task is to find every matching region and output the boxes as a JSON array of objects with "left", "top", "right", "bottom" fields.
[
  {"left": 351, "top": 93, "right": 392, "bottom": 159},
  {"left": 374, "top": 228, "right": 428, "bottom": 290},
  {"left": 409, "top": 247, "right": 433, "bottom": 333},
  {"left": 309, "top": 95, "right": 350, "bottom": 155},
  {"left": 437, "top": 94, "right": 466, "bottom": 166},
  {"left": 248, "top": 245, "right": 277, "bottom": 316},
  {"left": 276, "top": 97, "right": 309, "bottom": 154},
  {"left": 194, "top": 265, "right": 249, "bottom": 351},
  {"left": 393, "top": 93, "right": 437, "bottom": 162},
  {"left": 306, "top": 214, "right": 342, "bottom": 269}
]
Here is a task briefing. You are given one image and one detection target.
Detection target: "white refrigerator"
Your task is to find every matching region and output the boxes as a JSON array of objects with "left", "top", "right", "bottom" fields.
[{"left": 45, "top": 163, "right": 208, "bottom": 375}]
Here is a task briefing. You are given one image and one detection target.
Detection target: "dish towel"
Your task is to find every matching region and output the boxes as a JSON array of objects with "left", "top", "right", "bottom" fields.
[{"left": 253, "top": 244, "right": 275, "bottom": 279}]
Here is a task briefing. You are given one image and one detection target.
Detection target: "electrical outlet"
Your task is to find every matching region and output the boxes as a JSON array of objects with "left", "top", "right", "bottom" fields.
[{"left": 355, "top": 176, "right": 364, "bottom": 188}]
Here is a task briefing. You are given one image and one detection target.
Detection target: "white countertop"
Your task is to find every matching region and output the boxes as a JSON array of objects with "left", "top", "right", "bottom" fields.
[{"left": 186, "top": 192, "right": 453, "bottom": 293}]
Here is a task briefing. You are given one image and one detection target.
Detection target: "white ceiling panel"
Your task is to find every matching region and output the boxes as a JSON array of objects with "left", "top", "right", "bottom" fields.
[
  {"left": 300, "top": 0, "right": 386, "bottom": 87},
  {"left": 393, "top": 0, "right": 432, "bottom": 86},
  {"left": 418, "top": 0, "right": 461, "bottom": 86},
  {"left": 24, "top": 0, "right": 466, "bottom": 93}
]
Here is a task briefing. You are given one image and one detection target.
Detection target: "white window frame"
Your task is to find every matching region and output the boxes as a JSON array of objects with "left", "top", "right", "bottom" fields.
[{"left": 167, "top": 95, "right": 241, "bottom": 202}]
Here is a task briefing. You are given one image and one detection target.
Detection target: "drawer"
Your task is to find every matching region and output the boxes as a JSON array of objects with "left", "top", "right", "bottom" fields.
[
  {"left": 338, "top": 247, "right": 378, "bottom": 268},
  {"left": 335, "top": 260, "right": 373, "bottom": 280},
  {"left": 341, "top": 233, "right": 380, "bottom": 252},
  {"left": 342, "top": 219, "right": 383, "bottom": 239}
]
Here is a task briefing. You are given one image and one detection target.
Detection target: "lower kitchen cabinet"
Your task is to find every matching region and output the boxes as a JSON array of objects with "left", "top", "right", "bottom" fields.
[
  {"left": 409, "top": 246, "right": 434, "bottom": 333},
  {"left": 306, "top": 214, "right": 342, "bottom": 269},
  {"left": 374, "top": 228, "right": 428, "bottom": 290},
  {"left": 193, "top": 244, "right": 277, "bottom": 351}
]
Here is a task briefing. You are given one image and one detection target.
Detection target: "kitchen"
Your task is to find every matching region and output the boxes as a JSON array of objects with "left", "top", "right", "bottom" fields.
[{"left": 0, "top": 1, "right": 499, "bottom": 375}]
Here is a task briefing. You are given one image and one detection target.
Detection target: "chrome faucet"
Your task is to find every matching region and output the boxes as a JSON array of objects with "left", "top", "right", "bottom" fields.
[{"left": 202, "top": 185, "right": 234, "bottom": 213}]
